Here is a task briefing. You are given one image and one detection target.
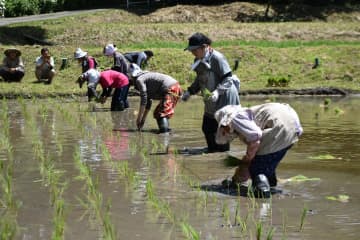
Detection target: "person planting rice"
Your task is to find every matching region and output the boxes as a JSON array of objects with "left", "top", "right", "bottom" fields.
[
  {"left": 182, "top": 32, "right": 240, "bottom": 153},
  {"left": 78, "top": 69, "right": 129, "bottom": 111},
  {"left": 128, "top": 63, "right": 182, "bottom": 133},
  {"left": 215, "top": 103, "right": 303, "bottom": 198},
  {"left": 124, "top": 50, "right": 154, "bottom": 69},
  {"left": 74, "top": 48, "right": 98, "bottom": 101}
]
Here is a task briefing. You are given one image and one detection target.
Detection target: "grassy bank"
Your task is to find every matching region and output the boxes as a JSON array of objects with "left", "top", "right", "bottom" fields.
[{"left": 0, "top": 7, "right": 359, "bottom": 98}]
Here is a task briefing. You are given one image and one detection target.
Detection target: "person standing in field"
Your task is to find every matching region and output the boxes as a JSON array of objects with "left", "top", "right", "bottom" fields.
[
  {"left": 35, "top": 47, "right": 56, "bottom": 84},
  {"left": 182, "top": 32, "right": 240, "bottom": 153},
  {"left": 0, "top": 48, "right": 25, "bottom": 82},
  {"left": 74, "top": 47, "right": 98, "bottom": 101},
  {"left": 214, "top": 103, "right": 303, "bottom": 198},
  {"left": 128, "top": 63, "right": 182, "bottom": 133}
]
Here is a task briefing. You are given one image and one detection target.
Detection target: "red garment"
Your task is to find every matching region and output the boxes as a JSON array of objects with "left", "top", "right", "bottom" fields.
[
  {"left": 87, "top": 56, "right": 96, "bottom": 69},
  {"left": 154, "top": 82, "right": 182, "bottom": 119},
  {"left": 99, "top": 70, "right": 129, "bottom": 89}
]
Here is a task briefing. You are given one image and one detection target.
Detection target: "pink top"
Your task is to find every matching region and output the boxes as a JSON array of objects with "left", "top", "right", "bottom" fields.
[
  {"left": 99, "top": 70, "right": 129, "bottom": 89},
  {"left": 87, "top": 57, "right": 96, "bottom": 69}
]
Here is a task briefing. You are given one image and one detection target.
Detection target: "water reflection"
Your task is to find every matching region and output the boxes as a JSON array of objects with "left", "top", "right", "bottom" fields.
[{"left": 1, "top": 96, "right": 359, "bottom": 240}]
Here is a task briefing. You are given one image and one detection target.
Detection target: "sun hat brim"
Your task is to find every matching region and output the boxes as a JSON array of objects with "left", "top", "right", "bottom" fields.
[{"left": 4, "top": 48, "right": 21, "bottom": 57}]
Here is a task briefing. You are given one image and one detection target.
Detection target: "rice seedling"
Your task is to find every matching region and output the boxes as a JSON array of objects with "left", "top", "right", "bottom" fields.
[
  {"left": 180, "top": 221, "right": 200, "bottom": 240},
  {"left": 115, "top": 161, "right": 139, "bottom": 184},
  {"left": 266, "top": 226, "right": 276, "bottom": 240},
  {"left": 51, "top": 186, "right": 67, "bottom": 240},
  {"left": 256, "top": 221, "right": 263, "bottom": 240},
  {"left": 222, "top": 201, "right": 231, "bottom": 226},
  {"left": 0, "top": 214, "right": 18, "bottom": 240},
  {"left": 73, "top": 148, "right": 117, "bottom": 239},
  {"left": 299, "top": 204, "right": 308, "bottom": 231},
  {"left": 323, "top": 98, "right": 331, "bottom": 108},
  {"left": 146, "top": 178, "right": 155, "bottom": 201},
  {"left": 0, "top": 162, "right": 19, "bottom": 210}
]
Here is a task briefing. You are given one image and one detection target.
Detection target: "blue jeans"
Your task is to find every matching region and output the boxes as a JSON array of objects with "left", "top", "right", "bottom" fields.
[
  {"left": 249, "top": 145, "right": 293, "bottom": 187},
  {"left": 111, "top": 85, "right": 129, "bottom": 111}
]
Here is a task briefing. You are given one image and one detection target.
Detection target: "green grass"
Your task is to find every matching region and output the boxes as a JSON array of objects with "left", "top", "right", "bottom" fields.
[{"left": 0, "top": 9, "right": 359, "bottom": 98}]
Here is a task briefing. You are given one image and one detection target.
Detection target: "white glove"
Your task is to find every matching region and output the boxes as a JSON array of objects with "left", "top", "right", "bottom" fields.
[
  {"left": 210, "top": 89, "right": 219, "bottom": 102},
  {"left": 181, "top": 91, "right": 191, "bottom": 101}
]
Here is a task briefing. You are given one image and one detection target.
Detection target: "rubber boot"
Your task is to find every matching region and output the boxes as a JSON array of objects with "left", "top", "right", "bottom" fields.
[
  {"left": 252, "top": 174, "right": 271, "bottom": 199},
  {"left": 157, "top": 117, "right": 170, "bottom": 133},
  {"left": 268, "top": 174, "right": 277, "bottom": 187}
]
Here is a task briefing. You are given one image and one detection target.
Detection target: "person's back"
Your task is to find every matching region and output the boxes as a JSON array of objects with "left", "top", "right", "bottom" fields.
[
  {"left": 135, "top": 72, "right": 178, "bottom": 101},
  {"left": 99, "top": 70, "right": 129, "bottom": 89},
  {"left": 124, "top": 50, "right": 153, "bottom": 69}
]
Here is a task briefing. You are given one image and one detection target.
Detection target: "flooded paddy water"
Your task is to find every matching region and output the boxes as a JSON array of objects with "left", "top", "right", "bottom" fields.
[{"left": 0, "top": 95, "right": 359, "bottom": 239}]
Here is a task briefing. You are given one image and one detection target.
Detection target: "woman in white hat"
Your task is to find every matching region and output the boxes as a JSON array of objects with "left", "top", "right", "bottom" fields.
[
  {"left": 103, "top": 44, "right": 129, "bottom": 75},
  {"left": 182, "top": 32, "right": 240, "bottom": 153},
  {"left": 215, "top": 103, "right": 303, "bottom": 198},
  {"left": 0, "top": 48, "right": 25, "bottom": 82},
  {"left": 74, "top": 48, "right": 98, "bottom": 101}
]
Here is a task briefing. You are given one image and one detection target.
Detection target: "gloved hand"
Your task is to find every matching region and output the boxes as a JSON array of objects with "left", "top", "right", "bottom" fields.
[
  {"left": 77, "top": 76, "right": 85, "bottom": 88},
  {"left": 210, "top": 89, "right": 219, "bottom": 102},
  {"left": 181, "top": 91, "right": 191, "bottom": 101}
]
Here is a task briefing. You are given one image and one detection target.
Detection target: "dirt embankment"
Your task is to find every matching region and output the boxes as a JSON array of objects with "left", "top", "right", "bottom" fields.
[{"left": 142, "top": 2, "right": 360, "bottom": 23}]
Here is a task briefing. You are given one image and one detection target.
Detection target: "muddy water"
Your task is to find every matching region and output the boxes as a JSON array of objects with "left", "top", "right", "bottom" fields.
[{"left": 1, "top": 95, "right": 359, "bottom": 240}]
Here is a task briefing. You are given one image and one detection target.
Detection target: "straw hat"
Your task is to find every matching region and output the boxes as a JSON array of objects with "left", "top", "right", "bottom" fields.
[
  {"left": 4, "top": 48, "right": 21, "bottom": 57},
  {"left": 74, "top": 48, "right": 87, "bottom": 59}
]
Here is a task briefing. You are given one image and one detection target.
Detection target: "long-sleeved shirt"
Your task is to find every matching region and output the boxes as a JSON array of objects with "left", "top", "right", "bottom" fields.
[
  {"left": 187, "top": 49, "right": 239, "bottom": 117},
  {"left": 231, "top": 103, "right": 303, "bottom": 155},
  {"left": 124, "top": 51, "right": 147, "bottom": 68},
  {"left": 87, "top": 70, "right": 128, "bottom": 98},
  {"left": 1, "top": 56, "right": 25, "bottom": 73},
  {"left": 135, "top": 72, "right": 178, "bottom": 109},
  {"left": 112, "top": 52, "right": 129, "bottom": 76},
  {"left": 81, "top": 56, "right": 97, "bottom": 73}
]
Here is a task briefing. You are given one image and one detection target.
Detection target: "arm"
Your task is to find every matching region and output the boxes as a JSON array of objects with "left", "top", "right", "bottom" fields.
[
  {"left": 211, "top": 52, "right": 233, "bottom": 94},
  {"left": 15, "top": 58, "right": 25, "bottom": 73},
  {"left": 136, "top": 105, "right": 150, "bottom": 130},
  {"left": 137, "top": 52, "right": 147, "bottom": 68},
  {"left": 87, "top": 82, "right": 99, "bottom": 99},
  {"left": 242, "top": 140, "right": 261, "bottom": 162}
]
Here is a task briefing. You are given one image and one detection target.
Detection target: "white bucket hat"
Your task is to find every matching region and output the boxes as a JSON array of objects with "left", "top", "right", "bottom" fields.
[
  {"left": 129, "top": 63, "right": 143, "bottom": 78},
  {"left": 103, "top": 44, "right": 117, "bottom": 56},
  {"left": 214, "top": 105, "right": 243, "bottom": 144},
  {"left": 74, "top": 48, "right": 87, "bottom": 59},
  {"left": 215, "top": 105, "right": 243, "bottom": 127}
]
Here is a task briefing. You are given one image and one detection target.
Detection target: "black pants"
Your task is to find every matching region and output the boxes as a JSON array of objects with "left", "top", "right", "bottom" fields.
[
  {"left": 202, "top": 115, "right": 229, "bottom": 153},
  {"left": 0, "top": 69, "right": 24, "bottom": 82}
]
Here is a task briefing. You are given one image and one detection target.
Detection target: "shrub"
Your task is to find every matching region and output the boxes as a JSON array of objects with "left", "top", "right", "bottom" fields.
[{"left": 5, "top": 0, "right": 40, "bottom": 17}]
